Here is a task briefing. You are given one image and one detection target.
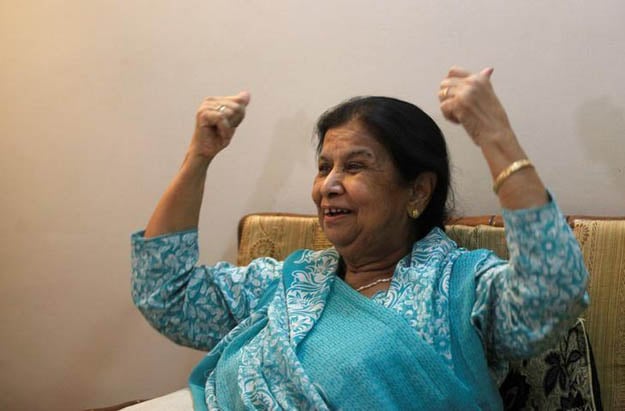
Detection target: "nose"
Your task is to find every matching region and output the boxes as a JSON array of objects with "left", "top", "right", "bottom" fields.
[{"left": 320, "top": 168, "right": 345, "bottom": 198}]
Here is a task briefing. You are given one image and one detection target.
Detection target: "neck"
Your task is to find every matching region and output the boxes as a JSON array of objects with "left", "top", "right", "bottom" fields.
[{"left": 341, "top": 243, "right": 411, "bottom": 291}]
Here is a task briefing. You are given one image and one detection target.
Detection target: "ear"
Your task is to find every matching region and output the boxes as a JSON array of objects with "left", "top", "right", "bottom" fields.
[{"left": 407, "top": 172, "right": 437, "bottom": 212}]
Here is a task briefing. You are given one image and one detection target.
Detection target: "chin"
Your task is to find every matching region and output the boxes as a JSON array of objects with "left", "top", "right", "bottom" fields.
[{"left": 321, "top": 230, "right": 350, "bottom": 250}]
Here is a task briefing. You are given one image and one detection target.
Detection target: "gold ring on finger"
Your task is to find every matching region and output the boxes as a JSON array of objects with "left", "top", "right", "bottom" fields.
[
  {"left": 443, "top": 87, "right": 450, "bottom": 98},
  {"left": 217, "top": 105, "right": 227, "bottom": 113}
]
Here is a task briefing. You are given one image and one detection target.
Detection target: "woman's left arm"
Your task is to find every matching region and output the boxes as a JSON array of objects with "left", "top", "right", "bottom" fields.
[
  {"left": 439, "top": 67, "right": 589, "bottom": 359},
  {"left": 439, "top": 66, "right": 547, "bottom": 210},
  {"left": 470, "top": 202, "right": 589, "bottom": 360}
]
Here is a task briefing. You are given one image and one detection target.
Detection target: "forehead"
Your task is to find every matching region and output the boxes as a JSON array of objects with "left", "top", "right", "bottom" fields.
[{"left": 319, "top": 121, "right": 390, "bottom": 160}]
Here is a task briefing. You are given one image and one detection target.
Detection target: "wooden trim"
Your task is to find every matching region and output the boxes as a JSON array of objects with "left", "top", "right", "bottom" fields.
[{"left": 83, "top": 399, "right": 146, "bottom": 411}]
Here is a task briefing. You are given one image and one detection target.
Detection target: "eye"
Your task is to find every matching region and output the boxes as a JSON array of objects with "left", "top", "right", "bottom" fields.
[
  {"left": 317, "top": 162, "right": 331, "bottom": 176},
  {"left": 345, "top": 162, "right": 364, "bottom": 172}
]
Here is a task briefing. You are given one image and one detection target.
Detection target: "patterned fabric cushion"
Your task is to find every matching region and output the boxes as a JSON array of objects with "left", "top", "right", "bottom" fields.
[{"left": 499, "top": 319, "right": 601, "bottom": 410}]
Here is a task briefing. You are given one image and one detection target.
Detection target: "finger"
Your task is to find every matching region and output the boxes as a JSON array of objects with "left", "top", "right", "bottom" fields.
[
  {"left": 199, "top": 92, "right": 249, "bottom": 128},
  {"left": 438, "top": 86, "right": 455, "bottom": 102},
  {"left": 215, "top": 101, "right": 246, "bottom": 128},
  {"left": 216, "top": 100, "right": 246, "bottom": 117},
  {"left": 196, "top": 107, "right": 227, "bottom": 128},
  {"left": 204, "top": 101, "right": 245, "bottom": 128},
  {"left": 439, "top": 78, "right": 463, "bottom": 89},
  {"left": 203, "top": 91, "right": 251, "bottom": 107},
  {"left": 218, "top": 108, "right": 233, "bottom": 129},
  {"left": 204, "top": 100, "right": 235, "bottom": 112},
  {"left": 216, "top": 115, "right": 233, "bottom": 138},
  {"left": 440, "top": 100, "right": 460, "bottom": 124},
  {"left": 217, "top": 108, "right": 238, "bottom": 130},
  {"left": 480, "top": 67, "right": 494, "bottom": 79},
  {"left": 212, "top": 104, "right": 235, "bottom": 117},
  {"left": 215, "top": 91, "right": 251, "bottom": 107},
  {"left": 447, "top": 66, "right": 471, "bottom": 79},
  {"left": 232, "top": 91, "right": 251, "bottom": 106}
]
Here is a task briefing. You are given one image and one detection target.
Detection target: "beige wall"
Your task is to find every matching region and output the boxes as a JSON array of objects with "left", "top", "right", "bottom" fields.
[{"left": 1, "top": 1, "right": 624, "bottom": 409}]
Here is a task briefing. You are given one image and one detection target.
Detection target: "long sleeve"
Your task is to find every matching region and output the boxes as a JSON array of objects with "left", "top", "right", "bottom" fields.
[
  {"left": 131, "top": 229, "right": 282, "bottom": 351},
  {"left": 471, "top": 197, "right": 590, "bottom": 363}
]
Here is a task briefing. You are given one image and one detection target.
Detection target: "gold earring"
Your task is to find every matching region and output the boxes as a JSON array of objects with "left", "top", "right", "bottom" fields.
[{"left": 409, "top": 208, "right": 420, "bottom": 219}]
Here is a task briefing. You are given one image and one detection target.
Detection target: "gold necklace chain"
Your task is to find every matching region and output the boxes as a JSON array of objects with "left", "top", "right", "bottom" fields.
[{"left": 356, "top": 277, "right": 393, "bottom": 292}]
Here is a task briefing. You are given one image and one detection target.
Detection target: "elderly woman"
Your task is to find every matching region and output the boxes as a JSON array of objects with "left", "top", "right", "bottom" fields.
[{"left": 131, "top": 67, "right": 588, "bottom": 410}]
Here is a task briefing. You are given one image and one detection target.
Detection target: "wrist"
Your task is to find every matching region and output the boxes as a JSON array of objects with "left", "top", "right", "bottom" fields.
[
  {"left": 477, "top": 128, "right": 517, "bottom": 151},
  {"left": 479, "top": 131, "right": 528, "bottom": 177},
  {"left": 492, "top": 159, "right": 533, "bottom": 194},
  {"left": 181, "top": 151, "right": 212, "bottom": 174}
]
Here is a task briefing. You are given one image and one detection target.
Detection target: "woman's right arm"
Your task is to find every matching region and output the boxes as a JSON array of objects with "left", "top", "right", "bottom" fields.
[
  {"left": 132, "top": 92, "right": 284, "bottom": 352},
  {"left": 132, "top": 230, "right": 281, "bottom": 351},
  {"left": 144, "top": 92, "right": 251, "bottom": 238}
]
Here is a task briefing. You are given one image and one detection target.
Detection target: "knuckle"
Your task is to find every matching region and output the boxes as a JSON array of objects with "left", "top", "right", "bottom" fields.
[
  {"left": 197, "top": 110, "right": 215, "bottom": 124},
  {"left": 197, "top": 108, "right": 209, "bottom": 118},
  {"left": 458, "top": 87, "right": 473, "bottom": 101}
]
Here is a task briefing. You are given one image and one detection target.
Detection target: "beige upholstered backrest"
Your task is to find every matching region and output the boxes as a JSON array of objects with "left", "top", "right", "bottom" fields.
[
  {"left": 571, "top": 219, "right": 625, "bottom": 410},
  {"left": 237, "top": 213, "right": 331, "bottom": 266},
  {"left": 237, "top": 213, "right": 625, "bottom": 410}
]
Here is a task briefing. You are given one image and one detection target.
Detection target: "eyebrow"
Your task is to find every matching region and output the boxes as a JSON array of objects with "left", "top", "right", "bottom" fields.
[{"left": 318, "top": 149, "right": 374, "bottom": 162}]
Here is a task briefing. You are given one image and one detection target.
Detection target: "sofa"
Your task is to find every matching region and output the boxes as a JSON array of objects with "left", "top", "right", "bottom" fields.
[
  {"left": 237, "top": 213, "right": 625, "bottom": 410},
  {"left": 90, "top": 213, "right": 624, "bottom": 411}
]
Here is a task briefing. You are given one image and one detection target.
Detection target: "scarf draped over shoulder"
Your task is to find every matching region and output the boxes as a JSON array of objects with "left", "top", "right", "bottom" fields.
[{"left": 189, "top": 246, "right": 502, "bottom": 410}]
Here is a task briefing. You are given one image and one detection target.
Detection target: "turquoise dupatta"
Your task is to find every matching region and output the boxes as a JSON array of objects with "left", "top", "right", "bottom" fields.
[{"left": 189, "top": 247, "right": 502, "bottom": 410}]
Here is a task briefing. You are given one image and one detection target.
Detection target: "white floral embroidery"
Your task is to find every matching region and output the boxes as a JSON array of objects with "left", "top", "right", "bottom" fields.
[{"left": 286, "top": 249, "right": 338, "bottom": 343}]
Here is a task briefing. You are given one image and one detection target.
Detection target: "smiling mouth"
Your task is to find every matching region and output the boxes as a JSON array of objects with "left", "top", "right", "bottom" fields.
[{"left": 324, "top": 208, "right": 352, "bottom": 217}]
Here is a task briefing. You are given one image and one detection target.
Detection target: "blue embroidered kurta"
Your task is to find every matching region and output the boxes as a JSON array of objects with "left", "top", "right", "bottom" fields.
[{"left": 131, "top": 199, "right": 589, "bottom": 409}]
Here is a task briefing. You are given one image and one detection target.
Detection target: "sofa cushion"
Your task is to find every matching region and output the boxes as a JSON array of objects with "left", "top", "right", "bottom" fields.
[
  {"left": 446, "top": 223, "right": 509, "bottom": 259},
  {"left": 572, "top": 219, "right": 625, "bottom": 410},
  {"left": 237, "top": 214, "right": 327, "bottom": 266},
  {"left": 499, "top": 319, "right": 601, "bottom": 410}
]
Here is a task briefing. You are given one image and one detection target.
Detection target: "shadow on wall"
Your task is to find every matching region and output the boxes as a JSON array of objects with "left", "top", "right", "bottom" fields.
[
  {"left": 245, "top": 110, "right": 316, "bottom": 212},
  {"left": 216, "top": 110, "right": 315, "bottom": 262},
  {"left": 576, "top": 97, "right": 625, "bottom": 196}
]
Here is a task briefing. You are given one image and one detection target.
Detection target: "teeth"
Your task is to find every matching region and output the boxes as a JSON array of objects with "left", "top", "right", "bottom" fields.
[{"left": 324, "top": 208, "right": 350, "bottom": 215}]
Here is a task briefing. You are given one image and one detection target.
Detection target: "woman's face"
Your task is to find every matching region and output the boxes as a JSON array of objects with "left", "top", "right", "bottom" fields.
[{"left": 311, "top": 120, "right": 417, "bottom": 259}]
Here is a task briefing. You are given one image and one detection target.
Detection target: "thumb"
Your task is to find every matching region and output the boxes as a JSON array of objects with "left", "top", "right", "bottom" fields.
[
  {"left": 234, "top": 91, "right": 251, "bottom": 106},
  {"left": 480, "top": 67, "right": 494, "bottom": 79}
]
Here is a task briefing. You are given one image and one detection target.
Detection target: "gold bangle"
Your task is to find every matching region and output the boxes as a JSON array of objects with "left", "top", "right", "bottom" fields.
[{"left": 492, "top": 159, "right": 534, "bottom": 194}]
